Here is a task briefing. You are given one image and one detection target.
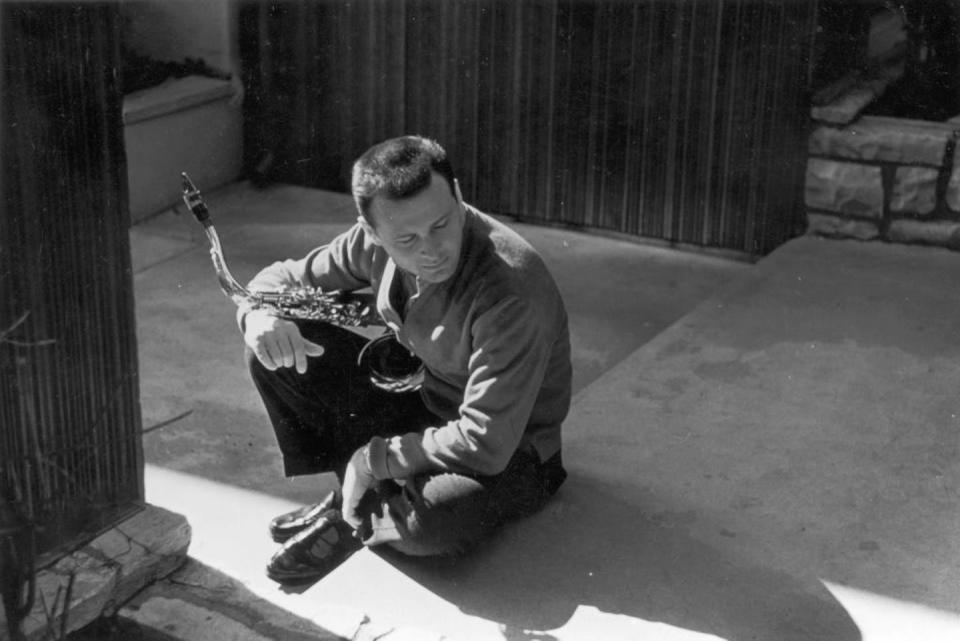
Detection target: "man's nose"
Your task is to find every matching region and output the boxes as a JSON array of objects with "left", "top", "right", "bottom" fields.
[{"left": 419, "top": 235, "right": 440, "bottom": 257}]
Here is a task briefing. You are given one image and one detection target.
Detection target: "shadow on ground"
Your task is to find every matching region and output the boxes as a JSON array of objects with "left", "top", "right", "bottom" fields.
[{"left": 376, "top": 474, "right": 860, "bottom": 641}]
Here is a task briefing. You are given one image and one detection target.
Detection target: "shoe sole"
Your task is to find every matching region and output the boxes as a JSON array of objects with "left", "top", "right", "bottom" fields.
[
  {"left": 265, "top": 543, "right": 362, "bottom": 584},
  {"left": 270, "top": 529, "right": 302, "bottom": 544},
  {"left": 266, "top": 567, "right": 329, "bottom": 584}
]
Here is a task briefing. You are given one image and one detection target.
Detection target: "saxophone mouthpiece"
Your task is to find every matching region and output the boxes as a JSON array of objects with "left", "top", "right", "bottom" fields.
[{"left": 180, "top": 172, "right": 210, "bottom": 224}]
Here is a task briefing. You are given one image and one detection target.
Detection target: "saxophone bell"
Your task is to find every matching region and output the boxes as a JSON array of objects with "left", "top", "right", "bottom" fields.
[{"left": 358, "top": 334, "right": 425, "bottom": 393}]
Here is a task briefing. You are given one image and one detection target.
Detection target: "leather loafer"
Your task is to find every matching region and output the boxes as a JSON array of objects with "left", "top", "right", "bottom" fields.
[
  {"left": 266, "top": 508, "right": 362, "bottom": 584},
  {"left": 269, "top": 490, "right": 340, "bottom": 543}
]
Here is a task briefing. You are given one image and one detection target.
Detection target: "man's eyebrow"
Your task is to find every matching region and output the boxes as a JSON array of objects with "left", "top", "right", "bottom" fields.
[{"left": 439, "top": 203, "right": 460, "bottom": 221}]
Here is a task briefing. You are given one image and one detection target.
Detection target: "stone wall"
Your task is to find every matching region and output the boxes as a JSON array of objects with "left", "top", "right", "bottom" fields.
[{"left": 805, "top": 115, "right": 960, "bottom": 250}]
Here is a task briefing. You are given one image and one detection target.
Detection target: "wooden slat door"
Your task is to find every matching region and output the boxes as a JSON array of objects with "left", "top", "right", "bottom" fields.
[{"left": 243, "top": 0, "right": 818, "bottom": 258}]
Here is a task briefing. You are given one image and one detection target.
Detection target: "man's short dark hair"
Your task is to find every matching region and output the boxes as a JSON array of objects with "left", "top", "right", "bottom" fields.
[{"left": 351, "top": 136, "right": 457, "bottom": 225}]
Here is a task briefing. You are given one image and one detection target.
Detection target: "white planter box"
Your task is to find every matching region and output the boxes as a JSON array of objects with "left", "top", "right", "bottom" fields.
[{"left": 123, "top": 75, "right": 242, "bottom": 222}]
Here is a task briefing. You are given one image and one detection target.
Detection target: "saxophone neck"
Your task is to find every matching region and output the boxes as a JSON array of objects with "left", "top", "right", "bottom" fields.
[
  {"left": 181, "top": 172, "right": 211, "bottom": 226},
  {"left": 180, "top": 172, "right": 384, "bottom": 329},
  {"left": 208, "top": 240, "right": 251, "bottom": 301},
  {"left": 181, "top": 172, "right": 252, "bottom": 302}
]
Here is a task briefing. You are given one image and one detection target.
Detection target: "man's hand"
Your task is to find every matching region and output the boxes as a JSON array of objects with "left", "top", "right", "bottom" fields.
[
  {"left": 341, "top": 445, "right": 376, "bottom": 530},
  {"left": 244, "top": 309, "right": 325, "bottom": 373}
]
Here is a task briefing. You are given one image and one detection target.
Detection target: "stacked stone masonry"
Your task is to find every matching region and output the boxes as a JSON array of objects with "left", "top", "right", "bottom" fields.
[{"left": 805, "top": 115, "right": 960, "bottom": 250}]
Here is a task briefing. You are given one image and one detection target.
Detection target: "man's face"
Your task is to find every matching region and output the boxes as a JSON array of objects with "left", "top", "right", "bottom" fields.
[{"left": 364, "top": 173, "right": 466, "bottom": 283}]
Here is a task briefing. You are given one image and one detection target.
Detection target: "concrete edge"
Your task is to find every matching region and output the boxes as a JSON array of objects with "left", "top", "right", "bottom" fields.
[
  {"left": 116, "top": 556, "right": 452, "bottom": 641},
  {"left": 123, "top": 76, "right": 235, "bottom": 126},
  {"left": 119, "top": 558, "right": 346, "bottom": 641}
]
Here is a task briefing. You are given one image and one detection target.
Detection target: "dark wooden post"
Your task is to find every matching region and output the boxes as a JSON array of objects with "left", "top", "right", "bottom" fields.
[{"left": 0, "top": 2, "right": 143, "bottom": 568}]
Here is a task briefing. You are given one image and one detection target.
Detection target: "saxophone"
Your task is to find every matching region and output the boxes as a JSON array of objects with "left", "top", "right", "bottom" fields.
[{"left": 181, "top": 173, "right": 424, "bottom": 393}]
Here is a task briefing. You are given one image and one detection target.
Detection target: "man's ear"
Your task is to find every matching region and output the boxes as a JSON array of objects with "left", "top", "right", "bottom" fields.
[
  {"left": 454, "top": 178, "right": 464, "bottom": 206},
  {"left": 358, "top": 215, "right": 383, "bottom": 246}
]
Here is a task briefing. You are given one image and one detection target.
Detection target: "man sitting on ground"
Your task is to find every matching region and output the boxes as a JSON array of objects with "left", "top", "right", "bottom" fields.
[{"left": 241, "top": 135, "right": 572, "bottom": 582}]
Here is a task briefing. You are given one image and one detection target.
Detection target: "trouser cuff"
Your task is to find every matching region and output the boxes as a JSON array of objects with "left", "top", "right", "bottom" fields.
[{"left": 281, "top": 453, "right": 329, "bottom": 477}]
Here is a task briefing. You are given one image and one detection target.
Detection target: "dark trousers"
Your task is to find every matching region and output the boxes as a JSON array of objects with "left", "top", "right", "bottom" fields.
[{"left": 246, "top": 321, "right": 566, "bottom": 556}]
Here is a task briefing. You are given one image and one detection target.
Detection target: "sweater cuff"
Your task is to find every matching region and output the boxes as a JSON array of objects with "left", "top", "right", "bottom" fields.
[
  {"left": 236, "top": 306, "right": 250, "bottom": 333},
  {"left": 367, "top": 436, "right": 391, "bottom": 480}
]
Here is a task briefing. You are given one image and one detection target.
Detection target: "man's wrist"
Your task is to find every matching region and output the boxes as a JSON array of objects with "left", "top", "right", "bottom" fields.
[{"left": 238, "top": 302, "right": 272, "bottom": 332}]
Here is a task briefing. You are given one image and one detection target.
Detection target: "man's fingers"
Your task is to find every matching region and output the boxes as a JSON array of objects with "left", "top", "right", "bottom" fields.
[
  {"left": 256, "top": 352, "right": 277, "bottom": 371},
  {"left": 342, "top": 486, "right": 364, "bottom": 529},
  {"left": 304, "top": 340, "right": 325, "bottom": 357},
  {"left": 246, "top": 316, "right": 323, "bottom": 373},
  {"left": 258, "top": 341, "right": 280, "bottom": 371},
  {"left": 343, "top": 510, "right": 362, "bottom": 530},
  {"left": 293, "top": 339, "right": 325, "bottom": 374},
  {"left": 280, "top": 334, "right": 296, "bottom": 369},
  {"left": 293, "top": 336, "right": 308, "bottom": 374},
  {"left": 340, "top": 447, "right": 374, "bottom": 532}
]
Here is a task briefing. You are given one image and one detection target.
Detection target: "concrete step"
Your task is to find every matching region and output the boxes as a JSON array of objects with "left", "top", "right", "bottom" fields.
[
  {"left": 4, "top": 505, "right": 190, "bottom": 641},
  {"left": 69, "top": 558, "right": 342, "bottom": 641},
  {"left": 76, "top": 558, "right": 448, "bottom": 641}
]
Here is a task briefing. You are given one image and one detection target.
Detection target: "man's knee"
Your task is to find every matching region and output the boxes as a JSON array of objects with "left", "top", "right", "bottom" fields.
[
  {"left": 377, "top": 510, "right": 486, "bottom": 557},
  {"left": 369, "top": 453, "right": 562, "bottom": 556},
  {"left": 366, "top": 475, "right": 493, "bottom": 557}
]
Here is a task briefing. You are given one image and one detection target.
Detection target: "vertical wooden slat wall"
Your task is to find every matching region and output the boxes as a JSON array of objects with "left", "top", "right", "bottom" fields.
[
  {"left": 245, "top": 0, "right": 817, "bottom": 258},
  {"left": 1, "top": 3, "right": 143, "bottom": 561}
]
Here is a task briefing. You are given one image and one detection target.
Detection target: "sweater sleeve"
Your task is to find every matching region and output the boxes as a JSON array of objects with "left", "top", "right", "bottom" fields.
[
  {"left": 236, "top": 223, "right": 376, "bottom": 328},
  {"left": 249, "top": 223, "right": 374, "bottom": 292},
  {"left": 367, "top": 295, "right": 553, "bottom": 479}
]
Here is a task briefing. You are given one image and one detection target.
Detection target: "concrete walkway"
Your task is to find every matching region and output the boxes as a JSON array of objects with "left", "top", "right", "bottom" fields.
[{"left": 130, "top": 182, "right": 959, "bottom": 640}]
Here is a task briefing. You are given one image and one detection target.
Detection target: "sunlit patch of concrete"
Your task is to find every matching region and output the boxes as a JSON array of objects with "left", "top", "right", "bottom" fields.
[
  {"left": 145, "top": 464, "right": 368, "bottom": 639},
  {"left": 518, "top": 606, "right": 728, "bottom": 641},
  {"left": 822, "top": 581, "right": 960, "bottom": 641},
  {"left": 145, "top": 464, "right": 734, "bottom": 641}
]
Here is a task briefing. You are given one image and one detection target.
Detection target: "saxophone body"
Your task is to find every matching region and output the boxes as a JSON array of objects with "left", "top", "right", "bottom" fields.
[{"left": 181, "top": 173, "right": 424, "bottom": 392}]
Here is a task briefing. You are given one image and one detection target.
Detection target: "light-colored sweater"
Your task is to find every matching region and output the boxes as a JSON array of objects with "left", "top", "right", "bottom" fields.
[{"left": 244, "top": 206, "right": 571, "bottom": 480}]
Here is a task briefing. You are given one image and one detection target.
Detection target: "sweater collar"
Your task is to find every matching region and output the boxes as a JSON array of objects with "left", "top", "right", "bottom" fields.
[{"left": 375, "top": 206, "right": 477, "bottom": 328}]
